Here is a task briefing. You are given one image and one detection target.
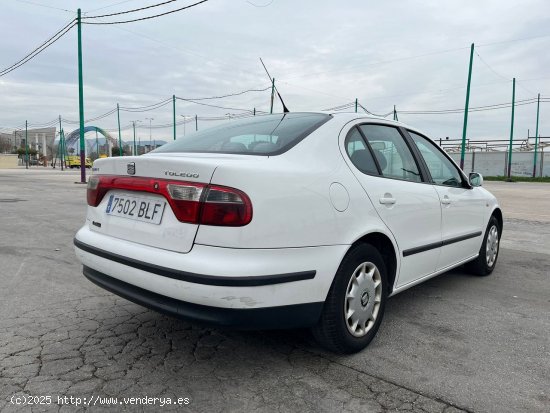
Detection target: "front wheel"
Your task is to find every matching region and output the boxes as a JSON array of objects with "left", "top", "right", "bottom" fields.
[
  {"left": 312, "top": 243, "right": 388, "bottom": 354},
  {"left": 466, "top": 216, "right": 501, "bottom": 276}
]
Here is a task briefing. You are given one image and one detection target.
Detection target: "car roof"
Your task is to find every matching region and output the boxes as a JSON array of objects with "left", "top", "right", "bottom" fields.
[{"left": 310, "top": 111, "right": 427, "bottom": 138}]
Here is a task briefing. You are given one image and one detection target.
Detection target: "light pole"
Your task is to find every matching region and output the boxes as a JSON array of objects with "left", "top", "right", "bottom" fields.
[
  {"left": 25, "top": 121, "right": 28, "bottom": 169},
  {"left": 131, "top": 120, "right": 141, "bottom": 156},
  {"left": 95, "top": 128, "right": 99, "bottom": 159},
  {"left": 180, "top": 115, "right": 191, "bottom": 136},
  {"left": 145, "top": 117, "right": 154, "bottom": 152}
]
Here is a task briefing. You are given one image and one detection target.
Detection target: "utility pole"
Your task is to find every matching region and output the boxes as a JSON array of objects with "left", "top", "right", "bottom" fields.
[
  {"left": 25, "top": 120, "right": 28, "bottom": 169},
  {"left": 117, "top": 103, "right": 123, "bottom": 156},
  {"left": 270, "top": 78, "right": 275, "bottom": 114},
  {"left": 355, "top": 98, "right": 358, "bottom": 113},
  {"left": 393, "top": 105, "right": 398, "bottom": 121},
  {"left": 460, "top": 43, "right": 474, "bottom": 171},
  {"left": 172, "top": 95, "right": 176, "bottom": 140},
  {"left": 507, "top": 78, "right": 516, "bottom": 180},
  {"left": 533, "top": 93, "right": 541, "bottom": 177},
  {"left": 195, "top": 114, "right": 198, "bottom": 131},
  {"left": 77, "top": 8, "right": 86, "bottom": 183},
  {"left": 253, "top": 107, "right": 256, "bottom": 116}
]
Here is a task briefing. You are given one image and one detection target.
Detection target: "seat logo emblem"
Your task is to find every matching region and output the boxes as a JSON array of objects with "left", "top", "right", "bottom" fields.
[{"left": 127, "top": 162, "right": 136, "bottom": 175}]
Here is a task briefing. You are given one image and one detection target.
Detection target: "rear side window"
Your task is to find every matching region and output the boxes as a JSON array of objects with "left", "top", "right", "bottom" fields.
[
  {"left": 359, "top": 125, "right": 422, "bottom": 183},
  {"left": 153, "top": 113, "right": 331, "bottom": 156},
  {"left": 345, "top": 127, "right": 379, "bottom": 175}
]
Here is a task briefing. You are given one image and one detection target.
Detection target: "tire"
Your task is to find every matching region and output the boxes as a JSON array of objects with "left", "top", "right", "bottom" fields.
[
  {"left": 466, "top": 216, "right": 501, "bottom": 276},
  {"left": 312, "top": 243, "right": 388, "bottom": 354}
]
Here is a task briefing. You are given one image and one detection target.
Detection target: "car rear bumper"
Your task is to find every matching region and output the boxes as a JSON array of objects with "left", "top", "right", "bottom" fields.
[
  {"left": 74, "top": 225, "right": 349, "bottom": 326},
  {"left": 83, "top": 266, "right": 323, "bottom": 329}
]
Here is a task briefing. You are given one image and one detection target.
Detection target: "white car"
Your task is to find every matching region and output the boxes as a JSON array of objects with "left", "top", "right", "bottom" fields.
[{"left": 75, "top": 112, "right": 502, "bottom": 353}]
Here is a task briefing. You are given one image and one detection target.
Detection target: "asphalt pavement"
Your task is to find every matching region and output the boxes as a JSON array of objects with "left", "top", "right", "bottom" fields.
[{"left": 0, "top": 169, "right": 548, "bottom": 412}]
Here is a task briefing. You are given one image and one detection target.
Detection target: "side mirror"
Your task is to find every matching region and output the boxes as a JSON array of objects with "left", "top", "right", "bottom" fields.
[{"left": 469, "top": 172, "right": 483, "bottom": 187}]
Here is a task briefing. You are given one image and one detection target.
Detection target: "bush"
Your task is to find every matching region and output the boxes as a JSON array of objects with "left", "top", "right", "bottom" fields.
[{"left": 484, "top": 176, "right": 550, "bottom": 183}]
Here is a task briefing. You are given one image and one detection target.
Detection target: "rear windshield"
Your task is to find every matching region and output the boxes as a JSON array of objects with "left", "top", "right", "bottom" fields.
[{"left": 153, "top": 113, "right": 331, "bottom": 156}]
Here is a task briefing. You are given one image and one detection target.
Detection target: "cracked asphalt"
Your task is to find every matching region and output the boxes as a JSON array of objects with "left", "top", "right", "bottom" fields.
[{"left": 1, "top": 170, "right": 548, "bottom": 412}]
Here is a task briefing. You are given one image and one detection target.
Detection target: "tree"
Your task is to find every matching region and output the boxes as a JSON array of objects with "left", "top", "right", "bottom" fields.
[
  {"left": 17, "top": 148, "right": 37, "bottom": 156},
  {"left": 111, "top": 147, "right": 131, "bottom": 157},
  {"left": 0, "top": 137, "right": 12, "bottom": 153}
]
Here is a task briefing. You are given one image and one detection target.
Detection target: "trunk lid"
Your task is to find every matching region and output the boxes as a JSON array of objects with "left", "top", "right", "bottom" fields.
[{"left": 88, "top": 154, "right": 221, "bottom": 253}]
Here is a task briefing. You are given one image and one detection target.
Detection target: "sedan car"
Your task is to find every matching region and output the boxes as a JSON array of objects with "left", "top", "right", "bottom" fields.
[{"left": 74, "top": 112, "right": 502, "bottom": 353}]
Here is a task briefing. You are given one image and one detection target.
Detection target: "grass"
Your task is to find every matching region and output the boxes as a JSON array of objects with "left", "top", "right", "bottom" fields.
[{"left": 484, "top": 176, "right": 550, "bottom": 183}]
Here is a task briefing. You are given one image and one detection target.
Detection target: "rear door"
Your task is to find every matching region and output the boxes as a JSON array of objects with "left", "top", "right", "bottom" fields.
[
  {"left": 407, "top": 131, "right": 485, "bottom": 269},
  {"left": 344, "top": 124, "right": 442, "bottom": 288}
]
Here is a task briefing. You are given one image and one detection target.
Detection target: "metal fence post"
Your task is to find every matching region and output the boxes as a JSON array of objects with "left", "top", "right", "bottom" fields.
[
  {"left": 533, "top": 93, "right": 540, "bottom": 177},
  {"left": 460, "top": 43, "right": 474, "bottom": 170},
  {"left": 507, "top": 78, "right": 516, "bottom": 180}
]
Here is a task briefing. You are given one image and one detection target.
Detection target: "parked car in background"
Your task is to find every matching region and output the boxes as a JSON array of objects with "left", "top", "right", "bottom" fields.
[
  {"left": 74, "top": 112, "right": 502, "bottom": 353},
  {"left": 65, "top": 155, "right": 92, "bottom": 168}
]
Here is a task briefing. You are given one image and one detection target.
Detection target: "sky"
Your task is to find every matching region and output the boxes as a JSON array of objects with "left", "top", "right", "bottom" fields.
[{"left": 1, "top": 0, "right": 549, "bottom": 145}]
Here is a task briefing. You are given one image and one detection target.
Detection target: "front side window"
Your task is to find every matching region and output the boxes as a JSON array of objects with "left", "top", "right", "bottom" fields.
[
  {"left": 153, "top": 113, "right": 331, "bottom": 156},
  {"left": 408, "top": 131, "right": 463, "bottom": 187},
  {"left": 359, "top": 125, "right": 422, "bottom": 183}
]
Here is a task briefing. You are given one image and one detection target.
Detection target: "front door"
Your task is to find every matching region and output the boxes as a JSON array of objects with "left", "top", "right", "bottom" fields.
[{"left": 407, "top": 131, "right": 485, "bottom": 269}]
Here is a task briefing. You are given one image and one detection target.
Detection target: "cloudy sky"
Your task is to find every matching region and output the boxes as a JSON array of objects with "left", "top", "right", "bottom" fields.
[{"left": 1, "top": 0, "right": 549, "bottom": 145}]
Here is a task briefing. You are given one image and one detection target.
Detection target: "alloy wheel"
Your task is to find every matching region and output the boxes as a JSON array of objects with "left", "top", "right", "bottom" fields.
[{"left": 486, "top": 225, "right": 499, "bottom": 267}]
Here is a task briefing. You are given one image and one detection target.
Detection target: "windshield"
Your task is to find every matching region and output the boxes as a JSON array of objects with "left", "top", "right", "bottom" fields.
[{"left": 152, "top": 113, "right": 331, "bottom": 156}]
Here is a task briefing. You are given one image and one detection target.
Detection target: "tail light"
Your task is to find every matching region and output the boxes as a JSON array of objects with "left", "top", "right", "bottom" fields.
[
  {"left": 87, "top": 175, "right": 252, "bottom": 226},
  {"left": 201, "top": 186, "right": 252, "bottom": 226}
]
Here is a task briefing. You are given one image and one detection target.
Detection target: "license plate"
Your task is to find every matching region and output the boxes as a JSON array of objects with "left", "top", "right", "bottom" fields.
[{"left": 105, "top": 194, "right": 166, "bottom": 225}]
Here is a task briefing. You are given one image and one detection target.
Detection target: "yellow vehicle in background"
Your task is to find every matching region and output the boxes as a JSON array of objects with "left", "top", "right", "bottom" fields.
[{"left": 65, "top": 155, "right": 92, "bottom": 168}]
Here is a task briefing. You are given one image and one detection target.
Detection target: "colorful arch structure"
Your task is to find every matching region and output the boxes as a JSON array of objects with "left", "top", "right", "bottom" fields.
[{"left": 64, "top": 126, "right": 119, "bottom": 148}]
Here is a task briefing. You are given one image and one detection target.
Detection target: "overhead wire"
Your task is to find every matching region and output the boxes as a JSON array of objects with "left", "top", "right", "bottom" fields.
[
  {"left": 86, "top": 0, "right": 139, "bottom": 14},
  {"left": 119, "top": 98, "right": 172, "bottom": 112},
  {"left": 358, "top": 103, "right": 392, "bottom": 118},
  {"left": 281, "top": 46, "right": 470, "bottom": 80},
  {"left": 322, "top": 102, "right": 355, "bottom": 111},
  {"left": 27, "top": 118, "right": 60, "bottom": 128},
  {"left": 176, "top": 97, "right": 254, "bottom": 112},
  {"left": 15, "top": 0, "right": 73, "bottom": 13},
  {"left": 477, "top": 33, "right": 550, "bottom": 48},
  {"left": 0, "top": 18, "right": 76, "bottom": 77},
  {"left": 185, "top": 86, "right": 271, "bottom": 100},
  {"left": 399, "top": 98, "right": 544, "bottom": 115},
  {"left": 475, "top": 51, "right": 537, "bottom": 97},
  {"left": 83, "top": 0, "right": 179, "bottom": 19},
  {"left": 82, "top": 0, "right": 208, "bottom": 25}
]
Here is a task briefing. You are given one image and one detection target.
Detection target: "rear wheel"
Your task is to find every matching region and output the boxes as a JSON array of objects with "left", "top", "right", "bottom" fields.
[
  {"left": 312, "top": 243, "right": 388, "bottom": 353},
  {"left": 466, "top": 216, "right": 501, "bottom": 276}
]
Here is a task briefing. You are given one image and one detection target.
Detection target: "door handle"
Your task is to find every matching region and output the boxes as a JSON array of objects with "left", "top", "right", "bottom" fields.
[
  {"left": 441, "top": 196, "right": 451, "bottom": 205},
  {"left": 379, "top": 197, "right": 396, "bottom": 205}
]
